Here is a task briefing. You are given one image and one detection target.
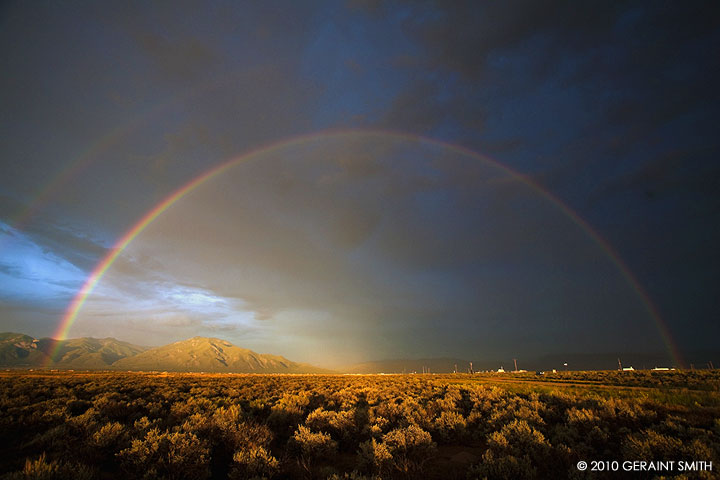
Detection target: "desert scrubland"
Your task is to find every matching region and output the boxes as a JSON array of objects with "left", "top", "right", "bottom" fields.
[{"left": 0, "top": 371, "right": 718, "bottom": 479}]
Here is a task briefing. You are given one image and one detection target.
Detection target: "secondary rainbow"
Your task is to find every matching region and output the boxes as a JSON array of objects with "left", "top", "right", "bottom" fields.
[
  {"left": 53, "top": 129, "right": 685, "bottom": 367},
  {"left": 2, "top": 67, "right": 249, "bottom": 247}
]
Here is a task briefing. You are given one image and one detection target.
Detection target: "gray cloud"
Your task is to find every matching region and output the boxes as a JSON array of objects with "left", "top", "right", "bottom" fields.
[
  {"left": 73, "top": 135, "right": 659, "bottom": 365},
  {"left": 2, "top": 1, "right": 717, "bottom": 363},
  {"left": 591, "top": 146, "right": 720, "bottom": 202},
  {"left": 134, "top": 33, "right": 218, "bottom": 82}
]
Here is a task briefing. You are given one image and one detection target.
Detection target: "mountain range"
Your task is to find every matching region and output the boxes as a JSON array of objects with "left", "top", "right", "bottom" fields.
[
  {"left": 113, "top": 337, "right": 330, "bottom": 373},
  {"left": 0, "top": 332, "right": 329, "bottom": 373},
  {"left": 2, "top": 332, "right": 714, "bottom": 373}
]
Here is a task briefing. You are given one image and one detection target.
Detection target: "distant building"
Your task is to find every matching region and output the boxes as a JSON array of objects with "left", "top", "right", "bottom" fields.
[
  {"left": 497, "top": 367, "right": 505, "bottom": 373},
  {"left": 622, "top": 366, "right": 635, "bottom": 371},
  {"left": 652, "top": 367, "right": 670, "bottom": 371}
]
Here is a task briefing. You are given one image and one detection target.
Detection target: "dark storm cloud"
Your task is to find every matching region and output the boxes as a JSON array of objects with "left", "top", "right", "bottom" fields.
[
  {"left": 133, "top": 33, "right": 218, "bottom": 82},
  {"left": 1, "top": 1, "right": 718, "bottom": 363},
  {"left": 400, "top": 1, "right": 623, "bottom": 81},
  {"left": 74, "top": 137, "right": 659, "bottom": 364},
  {"left": 379, "top": 80, "right": 444, "bottom": 133},
  {"left": 591, "top": 146, "right": 720, "bottom": 202},
  {"left": 367, "top": 1, "right": 720, "bottom": 357},
  {"left": 0, "top": 0, "right": 325, "bottom": 244},
  {"left": 396, "top": 1, "right": 719, "bottom": 89},
  {"left": 377, "top": 1, "right": 720, "bottom": 163}
]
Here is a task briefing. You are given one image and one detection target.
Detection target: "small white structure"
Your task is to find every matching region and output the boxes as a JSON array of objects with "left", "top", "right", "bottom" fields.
[
  {"left": 622, "top": 366, "right": 635, "bottom": 371},
  {"left": 652, "top": 367, "right": 670, "bottom": 371},
  {"left": 497, "top": 367, "right": 505, "bottom": 373}
]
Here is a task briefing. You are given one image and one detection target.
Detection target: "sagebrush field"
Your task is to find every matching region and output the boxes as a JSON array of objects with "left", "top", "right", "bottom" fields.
[{"left": 1, "top": 370, "right": 718, "bottom": 479}]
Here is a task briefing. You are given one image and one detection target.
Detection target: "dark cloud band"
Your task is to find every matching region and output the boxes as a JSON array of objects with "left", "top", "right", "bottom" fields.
[{"left": 56, "top": 129, "right": 683, "bottom": 366}]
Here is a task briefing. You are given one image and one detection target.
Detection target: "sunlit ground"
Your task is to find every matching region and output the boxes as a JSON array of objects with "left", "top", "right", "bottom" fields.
[{"left": 1, "top": 369, "right": 718, "bottom": 479}]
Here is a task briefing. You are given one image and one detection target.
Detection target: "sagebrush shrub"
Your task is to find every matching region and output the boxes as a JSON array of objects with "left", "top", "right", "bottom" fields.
[
  {"left": 381, "top": 424, "right": 436, "bottom": 476},
  {"left": 117, "top": 428, "right": 210, "bottom": 480},
  {"left": 229, "top": 445, "right": 279, "bottom": 479},
  {"left": 289, "top": 425, "right": 337, "bottom": 473}
]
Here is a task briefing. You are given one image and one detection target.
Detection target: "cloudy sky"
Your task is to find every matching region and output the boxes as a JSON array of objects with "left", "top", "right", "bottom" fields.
[{"left": 1, "top": 1, "right": 718, "bottom": 367}]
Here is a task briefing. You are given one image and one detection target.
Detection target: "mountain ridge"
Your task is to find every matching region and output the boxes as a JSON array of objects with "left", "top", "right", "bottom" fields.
[
  {"left": 0, "top": 332, "right": 331, "bottom": 373},
  {"left": 113, "top": 336, "right": 331, "bottom": 373},
  {"left": 3, "top": 332, "right": 714, "bottom": 372}
]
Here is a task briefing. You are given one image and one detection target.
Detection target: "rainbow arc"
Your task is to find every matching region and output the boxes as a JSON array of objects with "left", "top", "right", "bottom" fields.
[{"left": 51, "top": 129, "right": 684, "bottom": 367}]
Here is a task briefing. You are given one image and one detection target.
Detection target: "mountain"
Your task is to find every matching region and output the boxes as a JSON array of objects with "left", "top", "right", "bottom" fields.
[
  {"left": 0, "top": 332, "right": 149, "bottom": 368},
  {"left": 6, "top": 331, "right": 712, "bottom": 373},
  {"left": 40, "top": 337, "right": 150, "bottom": 368},
  {"left": 0, "top": 333, "right": 329, "bottom": 373},
  {"left": 0, "top": 332, "right": 48, "bottom": 366},
  {"left": 112, "top": 336, "right": 331, "bottom": 373}
]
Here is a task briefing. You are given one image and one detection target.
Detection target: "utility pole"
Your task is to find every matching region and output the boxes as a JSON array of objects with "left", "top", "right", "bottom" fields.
[
  {"left": 618, "top": 358, "right": 622, "bottom": 371},
  {"left": 709, "top": 361, "right": 715, "bottom": 370},
  {"left": 454, "top": 363, "right": 457, "bottom": 374},
  {"left": 513, "top": 358, "right": 518, "bottom": 372},
  {"left": 469, "top": 361, "right": 474, "bottom": 375}
]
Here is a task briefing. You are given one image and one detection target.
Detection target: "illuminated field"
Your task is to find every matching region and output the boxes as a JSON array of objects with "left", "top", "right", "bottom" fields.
[{"left": 1, "top": 371, "right": 718, "bottom": 479}]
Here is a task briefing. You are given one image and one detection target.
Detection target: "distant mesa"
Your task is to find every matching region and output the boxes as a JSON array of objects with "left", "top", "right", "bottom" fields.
[{"left": 0, "top": 333, "right": 330, "bottom": 374}]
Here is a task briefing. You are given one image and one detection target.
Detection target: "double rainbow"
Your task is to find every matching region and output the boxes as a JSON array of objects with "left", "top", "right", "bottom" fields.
[{"left": 51, "top": 129, "right": 685, "bottom": 367}]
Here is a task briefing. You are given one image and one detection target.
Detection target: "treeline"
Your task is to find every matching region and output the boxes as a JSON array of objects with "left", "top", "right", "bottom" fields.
[{"left": 0, "top": 372, "right": 718, "bottom": 479}]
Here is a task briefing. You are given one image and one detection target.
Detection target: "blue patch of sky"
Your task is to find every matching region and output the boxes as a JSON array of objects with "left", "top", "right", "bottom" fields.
[
  {"left": 124, "top": 281, "right": 257, "bottom": 328},
  {"left": 0, "top": 221, "right": 85, "bottom": 302},
  {"left": 161, "top": 284, "right": 229, "bottom": 311}
]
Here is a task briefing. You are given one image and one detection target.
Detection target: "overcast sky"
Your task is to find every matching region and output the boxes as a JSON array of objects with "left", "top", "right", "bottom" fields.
[{"left": 1, "top": 1, "right": 718, "bottom": 367}]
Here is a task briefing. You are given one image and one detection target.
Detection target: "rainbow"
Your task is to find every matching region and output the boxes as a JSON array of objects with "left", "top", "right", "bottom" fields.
[
  {"left": 0, "top": 125, "right": 135, "bottom": 252},
  {"left": 52, "top": 129, "right": 685, "bottom": 367},
  {"left": 1, "top": 67, "right": 250, "bottom": 248}
]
